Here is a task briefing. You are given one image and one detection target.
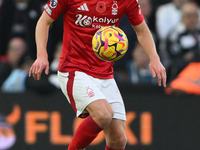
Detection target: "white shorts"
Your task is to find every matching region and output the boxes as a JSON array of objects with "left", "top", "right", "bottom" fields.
[{"left": 58, "top": 71, "right": 126, "bottom": 121}]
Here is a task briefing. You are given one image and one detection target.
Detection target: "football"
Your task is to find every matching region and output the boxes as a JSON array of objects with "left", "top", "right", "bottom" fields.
[{"left": 92, "top": 26, "right": 128, "bottom": 61}]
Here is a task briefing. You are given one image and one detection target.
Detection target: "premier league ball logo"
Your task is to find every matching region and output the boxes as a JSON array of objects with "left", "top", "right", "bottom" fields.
[{"left": 50, "top": 0, "right": 58, "bottom": 8}]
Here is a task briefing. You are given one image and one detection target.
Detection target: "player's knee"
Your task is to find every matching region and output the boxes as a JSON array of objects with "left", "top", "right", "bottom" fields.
[
  {"left": 95, "top": 109, "right": 114, "bottom": 128},
  {"left": 100, "top": 110, "right": 114, "bottom": 128}
]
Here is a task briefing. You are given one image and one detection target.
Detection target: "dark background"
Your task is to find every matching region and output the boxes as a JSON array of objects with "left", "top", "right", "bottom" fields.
[{"left": 0, "top": 85, "right": 200, "bottom": 150}]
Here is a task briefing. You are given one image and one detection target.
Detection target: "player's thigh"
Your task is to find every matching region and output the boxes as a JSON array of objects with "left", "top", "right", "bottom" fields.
[
  {"left": 101, "top": 79, "right": 126, "bottom": 121},
  {"left": 58, "top": 71, "right": 110, "bottom": 118}
]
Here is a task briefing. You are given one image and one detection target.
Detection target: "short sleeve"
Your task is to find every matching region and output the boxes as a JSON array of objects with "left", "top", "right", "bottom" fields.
[
  {"left": 125, "top": 0, "right": 144, "bottom": 26},
  {"left": 43, "top": 0, "right": 68, "bottom": 20}
]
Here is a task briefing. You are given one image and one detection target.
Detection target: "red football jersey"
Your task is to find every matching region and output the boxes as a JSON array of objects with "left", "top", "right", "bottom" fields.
[{"left": 44, "top": 0, "right": 144, "bottom": 79}]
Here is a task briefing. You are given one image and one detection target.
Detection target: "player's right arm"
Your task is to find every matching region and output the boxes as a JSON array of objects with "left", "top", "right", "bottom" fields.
[
  {"left": 29, "top": 11, "right": 54, "bottom": 80},
  {"left": 132, "top": 21, "right": 166, "bottom": 87}
]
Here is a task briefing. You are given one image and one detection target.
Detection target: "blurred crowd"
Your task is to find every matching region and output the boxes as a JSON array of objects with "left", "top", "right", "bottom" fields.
[{"left": 0, "top": 0, "right": 200, "bottom": 95}]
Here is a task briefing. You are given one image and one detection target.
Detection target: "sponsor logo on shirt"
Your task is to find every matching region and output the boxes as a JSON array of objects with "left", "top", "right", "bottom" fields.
[
  {"left": 44, "top": 4, "right": 52, "bottom": 15},
  {"left": 75, "top": 14, "right": 119, "bottom": 28},
  {"left": 77, "top": 3, "right": 89, "bottom": 11},
  {"left": 112, "top": 1, "right": 118, "bottom": 15},
  {"left": 50, "top": 0, "right": 57, "bottom": 8}
]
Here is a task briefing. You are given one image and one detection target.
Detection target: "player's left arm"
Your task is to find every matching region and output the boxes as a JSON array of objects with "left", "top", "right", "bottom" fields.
[{"left": 132, "top": 20, "right": 166, "bottom": 87}]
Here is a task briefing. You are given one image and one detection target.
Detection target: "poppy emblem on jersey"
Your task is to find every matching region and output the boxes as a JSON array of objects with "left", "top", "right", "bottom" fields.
[
  {"left": 50, "top": 0, "right": 57, "bottom": 8},
  {"left": 96, "top": 1, "right": 106, "bottom": 13}
]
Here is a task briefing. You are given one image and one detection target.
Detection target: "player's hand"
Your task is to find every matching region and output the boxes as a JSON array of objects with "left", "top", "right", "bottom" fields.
[
  {"left": 149, "top": 59, "right": 166, "bottom": 87},
  {"left": 29, "top": 56, "right": 49, "bottom": 80}
]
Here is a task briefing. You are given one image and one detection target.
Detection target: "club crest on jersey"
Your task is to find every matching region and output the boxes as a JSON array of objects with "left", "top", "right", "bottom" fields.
[
  {"left": 96, "top": 1, "right": 106, "bottom": 13},
  {"left": 50, "top": 0, "right": 57, "bottom": 8},
  {"left": 86, "top": 86, "right": 95, "bottom": 98},
  {"left": 112, "top": 1, "right": 118, "bottom": 15}
]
